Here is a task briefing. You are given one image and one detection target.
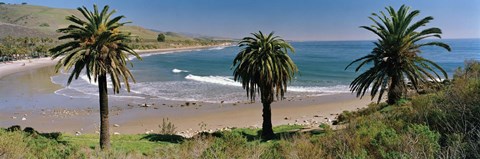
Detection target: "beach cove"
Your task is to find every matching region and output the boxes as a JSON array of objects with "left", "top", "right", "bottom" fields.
[{"left": 1, "top": 39, "right": 478, "bottom": 136}]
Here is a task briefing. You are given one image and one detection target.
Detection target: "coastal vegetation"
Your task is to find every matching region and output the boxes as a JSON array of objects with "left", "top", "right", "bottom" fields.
[
  {"left": 49, "top": 5, "right": 141, "bottom": 150},
  {"left": 346, "top": 5, "right": 451, "bottom": 104},
  {"left": 0, "top": 36, "right": 55, "bottom": 62},
  {"left": 233, "top": 31, "right": 298, "bottom": 140}
]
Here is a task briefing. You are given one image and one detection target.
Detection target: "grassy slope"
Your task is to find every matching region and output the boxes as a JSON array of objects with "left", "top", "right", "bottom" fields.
[
  {"left": 0, "top": 4, "right": 202, "bottom": 42},
  {"left": 0, "top": 125, "right": 307, "bottom": 158}
]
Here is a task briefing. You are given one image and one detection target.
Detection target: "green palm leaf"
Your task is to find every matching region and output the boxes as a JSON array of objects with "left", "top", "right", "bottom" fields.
[{"left": 346, "top": 5, "right": 451, "bottom": 105}]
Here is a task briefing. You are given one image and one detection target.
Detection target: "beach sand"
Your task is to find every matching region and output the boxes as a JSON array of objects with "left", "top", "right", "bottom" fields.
[
  {"left": 0, "top": 57, "right": 59, "bottom": 79},
  {"left": 0, "top": 44, "right": 375, "bottom": 136},
  {"left": 0, "top": 92, "right": 372, "bottom": 136}
]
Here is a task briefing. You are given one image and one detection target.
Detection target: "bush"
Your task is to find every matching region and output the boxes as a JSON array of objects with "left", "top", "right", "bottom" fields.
[
  {"left": 403, "top": 61, "right": 480, "bottom": 158},
  {"left": 39, "top": 23, "right": 50, "bottom": 27},
  {"left": 0, "top": 129, "right": 81, "bottom": 158},
  {"left": 159, "top": 118, "right": 177, "bottom": 135}
]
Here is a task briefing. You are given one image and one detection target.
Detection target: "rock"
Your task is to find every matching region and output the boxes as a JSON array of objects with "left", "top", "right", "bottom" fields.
[
  {"left": 11, "top": 116, "right": 16, "bottom": 119},
  {"left": 113, "top": 132, "right": 120, "bottom": 135},
  {"left": 284, "top": 117, "right": 289, "bottom": 120},
  {"left": 220, "top": 101, "right": 224, "bottom": 104},
  {"left": 113, "top": 124, "right": 120, "bottom": 127},
  {"left": 139, "top": 103, "right": 150, "bottom": 107},
  {"left": 75, "top": 131, "right": 82, "bottom": 136},
  {"left": 185, "top": 102, "right": 190, "bottom": 106},
  {"left": 314, "top": 115, "right": 320, "bottom": 117},
  {"left": 332, "top": 120, "right": 339, "bottom": 125},
  {"left": 21, "top": 117, "right": 27, "bottom": 121}
]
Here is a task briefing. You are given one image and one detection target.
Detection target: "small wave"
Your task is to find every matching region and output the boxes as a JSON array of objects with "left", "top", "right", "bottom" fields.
[
  {"left": 184, "top": 74, "right": 350, "bottom": 93},
  {"left": 185, "top": 74, "right": 241, "bottom": 86},
  {"left": 289, "top": 85, "right": 350, "bottom": 93},
  {"left": 128, "top": 51, "right": 175, "bottom": 60},
  {"left": 208, "top": 46, "right": 227, "bottom": 50},
  {"left": 172, "top": 68, "right": 189, "bottom": 73}
]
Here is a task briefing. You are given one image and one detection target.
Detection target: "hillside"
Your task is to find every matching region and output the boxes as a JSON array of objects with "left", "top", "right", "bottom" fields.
[{"left": 0, "top": 4, "right": 219, "bottom": 42}]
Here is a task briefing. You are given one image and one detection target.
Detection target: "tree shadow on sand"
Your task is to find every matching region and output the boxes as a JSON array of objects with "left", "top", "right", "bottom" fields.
[
  {"left": 192, "top": 127, "right": 327, "bottom": 142},
  {"left": 141, "top": 134, "right": 185, "bottom": 143}
]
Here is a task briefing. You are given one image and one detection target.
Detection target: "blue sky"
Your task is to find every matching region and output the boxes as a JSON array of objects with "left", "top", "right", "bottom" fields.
[{"left": 3, "top": 0, "right": 480, "bottom": 41}]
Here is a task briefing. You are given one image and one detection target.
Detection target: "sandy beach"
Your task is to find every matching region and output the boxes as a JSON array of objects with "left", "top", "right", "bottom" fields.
[
  {"left": 0, "top": 57, "right": 59, "bottom": 80},
  {"left": 0, "top": 43, "right": 375, "bottom": 136},
  {"left": 0, "top": 92, "right": 372, "bottom": 136}
]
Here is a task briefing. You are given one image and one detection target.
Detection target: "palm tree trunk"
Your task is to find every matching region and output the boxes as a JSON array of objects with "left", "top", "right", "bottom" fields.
[
  {"left": 261, "top": 101, "right": 274, "bottom": 140},
  {"left": 387, "top": 76, "right": 403, "bottom": 105},
  {"left": 98, "top": 74, "right": 110, "bottom": 150}
]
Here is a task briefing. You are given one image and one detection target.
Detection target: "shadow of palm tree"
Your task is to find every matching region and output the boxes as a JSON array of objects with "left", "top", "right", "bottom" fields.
[{"left": 141, "top": 134, "right": 185, "bottom": 143}]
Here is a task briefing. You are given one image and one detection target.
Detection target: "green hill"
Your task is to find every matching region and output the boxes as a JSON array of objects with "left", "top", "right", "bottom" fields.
[{"left": 0, "top": 4, "right": 215, "bottom": 42}]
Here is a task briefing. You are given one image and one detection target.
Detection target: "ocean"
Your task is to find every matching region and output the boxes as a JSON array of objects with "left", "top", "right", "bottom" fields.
[{"left": 50, "top": 39, "right": 480, "bottom": 103}]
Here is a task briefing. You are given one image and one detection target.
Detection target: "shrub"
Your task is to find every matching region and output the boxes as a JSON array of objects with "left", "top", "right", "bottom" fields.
[
  {"left": 159, "top": 118, "right": 177, "bottom": 135},
  {"left": 0, "top": 129, "right": 81, "bottom": 158},
  {"left": 409, "top": 61, "right": 480, "bottom": 158}
]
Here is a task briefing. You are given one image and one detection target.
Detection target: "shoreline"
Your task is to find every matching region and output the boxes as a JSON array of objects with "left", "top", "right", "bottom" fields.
[
  {"left": 0, "top": 92, "right": 372, "bottom": 136},
  {"left": 0, "top": 43, "right": 234, "bottom": 80}
]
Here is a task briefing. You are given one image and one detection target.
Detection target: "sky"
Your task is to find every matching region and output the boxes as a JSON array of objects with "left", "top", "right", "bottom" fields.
[{"left": 3, "top": 0, "right": 480, "bottom": 41}]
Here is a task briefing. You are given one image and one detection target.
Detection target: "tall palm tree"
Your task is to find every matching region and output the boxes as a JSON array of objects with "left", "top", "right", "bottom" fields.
[
  {"left": 50, "top": 5, "right": 140, "bottom": 150},
  {"left": 232, "top": 31, "right": 298, "bottom": 140},
  {"left": 345, "top": 5, "right": 451, "bottom": 105}
]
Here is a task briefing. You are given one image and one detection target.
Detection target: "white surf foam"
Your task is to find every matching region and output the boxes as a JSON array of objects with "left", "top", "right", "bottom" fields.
[
  {"left": 184, "top": 74, "right": 350, "bottom": 94},
  {"left": 208, "top": 46, "right": 227, "bottom": 50},
  {"left": 185, "top": 74, "right": 241, "bottom": 86},
  {"left": 172, "top": 68, "right": 189, "bottom": 73}
]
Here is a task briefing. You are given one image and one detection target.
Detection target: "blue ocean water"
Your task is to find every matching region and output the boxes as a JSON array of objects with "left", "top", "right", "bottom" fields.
[{"left": 51, "top": 39, "right": 480, "bottom": 103}]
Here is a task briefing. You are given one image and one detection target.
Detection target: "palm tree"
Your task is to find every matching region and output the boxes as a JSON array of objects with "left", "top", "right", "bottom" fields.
[
  {"left": 345, "top": 5, "right": 451, "bottom": 105},
  {"left": 232, "top": 31, "right": 298, "bottom": 140},
  {"left": 50, "top": 5, "right": 140, "bottom": 150}
]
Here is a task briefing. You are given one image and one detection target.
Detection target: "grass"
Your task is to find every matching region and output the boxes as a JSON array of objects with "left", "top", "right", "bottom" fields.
[
  {"left": 51, "top": 124, "right": 306, "bottom": 157},
  {"left": 62, "top": 134, "right": 169, "bottom": 155}
]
